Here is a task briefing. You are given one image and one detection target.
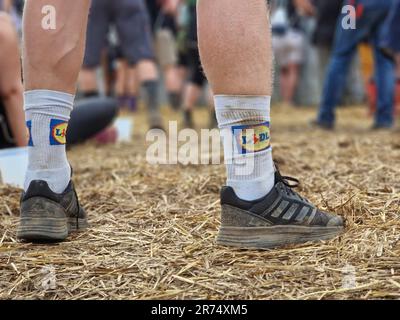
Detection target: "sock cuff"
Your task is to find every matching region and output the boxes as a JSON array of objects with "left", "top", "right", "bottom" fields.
[
  {"left": 214, "top": 95, "right": 271, "bottom": 112},
  {"left": 24, "top": 90, "right": 75, "bottom": 112}
]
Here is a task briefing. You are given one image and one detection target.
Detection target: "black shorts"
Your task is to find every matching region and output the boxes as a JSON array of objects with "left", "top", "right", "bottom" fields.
[
  {"left": 0, "top": 101, "right": 15, "bottom": 149},
  {"left": 83, "top": 0, "right": 155, "bottom": 68},
  {"left": 187, "top": 45, "right": 207, "bottom": 87}
]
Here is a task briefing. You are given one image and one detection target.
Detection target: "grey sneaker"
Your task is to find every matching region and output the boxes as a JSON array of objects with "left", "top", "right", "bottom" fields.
[
  {"left": 17, "top": 180, "right": 88, "bottom": 242},
  {"left": 217, "top": 168, "right": 344, "bottom": 249}
]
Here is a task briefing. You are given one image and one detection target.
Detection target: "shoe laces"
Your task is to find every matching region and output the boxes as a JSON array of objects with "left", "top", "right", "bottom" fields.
[{"left": 274, "top": 163, "right": 308, "bottom": 202}]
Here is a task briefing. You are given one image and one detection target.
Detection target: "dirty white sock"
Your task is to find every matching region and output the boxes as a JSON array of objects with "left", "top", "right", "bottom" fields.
[
  {"left": 215, "top": 95, "right": 274, "bottom": 201},
  {"left": 24, "top": 90, "right": 73, "bottom": 193}
]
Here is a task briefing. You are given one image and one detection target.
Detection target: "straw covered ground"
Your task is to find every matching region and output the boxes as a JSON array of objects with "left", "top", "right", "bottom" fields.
[{"left": 0, "top": 105, "right": 400, "bottom": 300}]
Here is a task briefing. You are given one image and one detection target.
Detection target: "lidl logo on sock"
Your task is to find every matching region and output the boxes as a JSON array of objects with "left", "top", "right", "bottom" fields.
[
  {"left": 26, "top": 121, "right": 33, "bottom": 147},
  {"left": 232, "top": 122, "right": 271, "bottom": 154},
  {"left": 50, "top": 119, "right": 68, "bottom": 145}
]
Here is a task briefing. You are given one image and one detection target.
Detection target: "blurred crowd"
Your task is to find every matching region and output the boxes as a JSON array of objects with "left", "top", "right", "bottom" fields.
[{"left": 0, "top": 0, "right": 400, "bottom": 150}]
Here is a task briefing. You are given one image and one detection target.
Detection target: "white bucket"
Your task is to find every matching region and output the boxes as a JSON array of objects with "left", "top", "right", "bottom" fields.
[
  {"left": 0, "top": 147, "right": 28, "bottom": 188},
  {"left": 114, "top": 117, "right": 134, "bottom": 142}
]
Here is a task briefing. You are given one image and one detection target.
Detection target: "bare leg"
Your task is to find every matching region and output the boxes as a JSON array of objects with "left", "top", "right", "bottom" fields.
[
  {"left": 115, "top": 61, "right": 139, "bottom": 111},
  {"left": 18, "top": 0, "right": 91, "bottom": 242},
  {"left": 183, "top": 84, "right": 202, "bottom": 112},
  {"left": 78, "top": 69, "right": 98, "bottom": 95},
  {"left": 126, "top": 67, "right": 139, "bottom": 97},
  {"left": 165, "top": 65, "right": 184, "bottom": 110},
  {"left": 165, "top": 66, "right": 183, "bottom": 93},
  {"left": 0, "top": 13, "right": 27, "bottom": 147},
  {"left": 115, "top": 60, "right": 128, "bottom": 100},
  {"left": 279, "top": 67, "right": 288, "bottom": 103},
  {"left": 198, "top": 0, "right": 272, "bottom": 95},
  {"left": 137, "top": 60, "right": 163, "bottom": 129},
  {"left": 197, "top": 0, "right": 343, "bottom": 249},
  {"left": 281, "top": 63, "right": 300, "bottom": 105},
  {"left": 182, "top": 83, "right": 202, "bottom": 128},
  {"left": 198, "top": 0, "right": 274, "bottom": 202},
  {"left": 137, "top": 60, "right": 158, "bottom": 82},
  {"left": 23, "top": 0, "right": 90, "bottom": 93}
]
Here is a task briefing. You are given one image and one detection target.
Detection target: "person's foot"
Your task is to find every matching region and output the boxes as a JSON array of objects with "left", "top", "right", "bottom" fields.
[
  {"left": 17, "top": 180, "right": 88, "bottom": 243},
  {"left": 149, "top": 113, "right": 165, "bottom": 131},
  {"left": 310, "top": 119, "right": 334, "bottom": 131},
  {"left": 371, "top": 123, "right": 393, "bottom": 131},
  {"left": 217, "top": 167, "right": 344, "bottom": 249},
  {"left": 183, "top": 110, "right": 194, "bottom": 129}
]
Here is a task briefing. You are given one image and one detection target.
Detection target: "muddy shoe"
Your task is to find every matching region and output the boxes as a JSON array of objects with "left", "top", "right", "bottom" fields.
[
  {"left": 17, "top": 180, "right": 88, "bottom": 243},
  {"left": 217, "top": 169, "right": 344, "bottom": 249}
]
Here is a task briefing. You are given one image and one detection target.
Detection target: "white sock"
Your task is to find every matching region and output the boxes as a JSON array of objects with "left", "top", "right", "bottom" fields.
[
  {"left": 24, "top": 90, "right": 74, "bottom": 193},
  {"left": 215, "top": 95, "right": 275, "bottom": 201}
]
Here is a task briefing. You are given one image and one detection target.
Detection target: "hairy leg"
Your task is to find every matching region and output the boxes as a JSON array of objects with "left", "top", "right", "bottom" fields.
[
  {"left": 198, "top": 0, "right": 272, "bottom": 95},
  {"left": 198, "top": 0, "right": 274, "bottom": 201},
  {"left": 17, "top": 0, "right": 91, "bottom": 242},
  {"left": 197, "top": 0, "right": 343, "bottom": 248},
  {"left": 282, "top": 63, "right": 300, "bottom": 105},
  {"left": 22, "top": 0, "right": 90, "bottom": 192},
  {"left": 23, "top": 0, "right": 91, "bottom": 93}
]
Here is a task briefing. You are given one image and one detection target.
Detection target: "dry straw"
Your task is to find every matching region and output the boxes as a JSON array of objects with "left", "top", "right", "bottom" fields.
[{"left": 0, "top": 106, "right": 399, "bottom": 300}]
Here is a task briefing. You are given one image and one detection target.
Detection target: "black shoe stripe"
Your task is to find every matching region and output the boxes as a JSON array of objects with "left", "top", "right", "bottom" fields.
[
  {"left": 305, "top": 208, "right": 317, "bottom": 225},
  {"left": 295, "top": 206, "right": 311, "bottom": 222},
  {"left": 282, "top": 203, "right": 299, "bottom": 220},
  {"left": 270, "top": 200, "right": 290, "bottom": 218},
  {"left": 259, "top": 194, "right": 282, "bottom": 218}
]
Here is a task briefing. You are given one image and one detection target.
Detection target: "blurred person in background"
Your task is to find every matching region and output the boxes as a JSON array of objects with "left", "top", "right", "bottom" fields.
[
  {"left": 148, "top": 0, "right": 185, "bottom": 111},
  {"left": 271, "top": 0, "right": 305, "bottom": 107},
  {"left": 313, "top": 0, "right": 395, "bottom": 130},
  {"left": 308, "top": 0, "right": 365, "bottom": 106},
  {"left": 0, "top": 11, "right": 26, "bottom": 149},
  {"left": 79, "top": 0, "right": 164, "bottom": 130},
  {"left": 104, "top": 26, "right": 140, "bottom": 112},
  {"left": 0, "top": 2, "right": 118, "bottom": 149},
  {"left": 1, "top": 0, "right": 24, "bottom": 34},
  {"left": 381, "top": 0, "right": 400, "bottom": 107},
  {"left": 180, "top": 0, "right": 215, "bottom": 129}
]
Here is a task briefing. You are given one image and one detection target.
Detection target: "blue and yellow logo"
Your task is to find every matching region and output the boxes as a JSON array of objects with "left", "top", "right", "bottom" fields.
[
  {"left": 50, "top": 119, "right": 68, "bottom": 145},
  {"left": 26, "top": 120, "right": 34, "bottom": 147},
  {"left": 232, "top": 122, "right": 271, "bottom": 154}
]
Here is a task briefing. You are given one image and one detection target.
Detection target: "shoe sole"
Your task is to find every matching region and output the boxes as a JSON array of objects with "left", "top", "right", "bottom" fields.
[
  {"left": 217, "top": 225, "right": 343, "bottom": 249},
  {"left": 17, "top": 216, "right": 89, "bottom": 243}
]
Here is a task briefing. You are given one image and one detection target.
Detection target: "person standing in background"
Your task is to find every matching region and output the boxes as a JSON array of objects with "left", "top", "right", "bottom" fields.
[
  {"left": 313, "top": 0, "right": 395, "bottom": 130},
  {"left": 294, "top": 0, "right": 365, "bottom": 107},
  {"left": 180, "top": 0, "right": 215, "bottom": 129},
  {"left": 271, "top": 0, "right": 305, "bottom": 107},
  {"left": 79, "top": 0, "right": 165, "bottom": 130},
  {"left": 147, "top": 0, "right": 185, "bottom": 111},
  {"left": 381, "top": 0, "right": 400, "bottom": 78},
  {"left": 381, "top": 0, "right": 400, "bottom": 113}
]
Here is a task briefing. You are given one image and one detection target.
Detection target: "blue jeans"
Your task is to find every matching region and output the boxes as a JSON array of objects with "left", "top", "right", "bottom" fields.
[
  {"left": 318, "top": 0, "right": 395, "bottom": 127},
  {"left": 381, "top": 0, "right": 400, "bottom": 53}
]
